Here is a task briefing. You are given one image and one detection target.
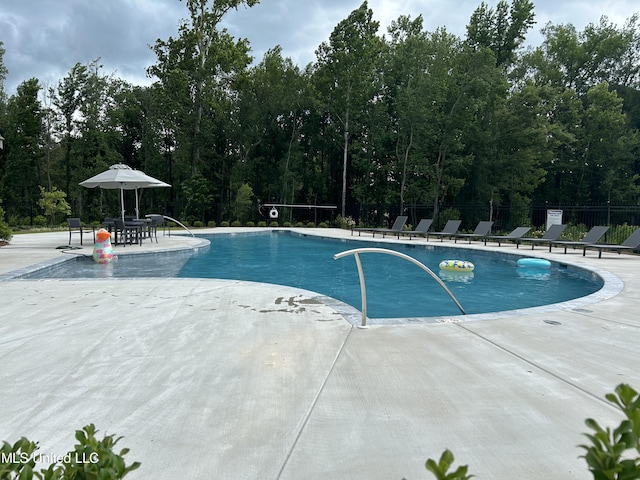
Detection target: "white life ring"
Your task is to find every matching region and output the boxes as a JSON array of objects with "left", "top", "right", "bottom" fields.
[
  {"left": 439, "top": 260, "right": 475, "bottom": 272},
  {"left": 269, "top": 207, "right": 279, "bottom": 219}
]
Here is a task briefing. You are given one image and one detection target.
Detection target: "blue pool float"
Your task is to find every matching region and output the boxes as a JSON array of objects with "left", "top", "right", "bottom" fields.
[{"left": 516, "top": 258, "right": 551, "bottom": 269}]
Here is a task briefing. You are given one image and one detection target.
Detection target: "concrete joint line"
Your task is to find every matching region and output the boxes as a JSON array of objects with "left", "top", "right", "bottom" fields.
[
  {"left": 454, "top": 323, "right": 618, "bottom": 411},
  {"left": 276, "top": 326, "right": 355, "bottom": 479}
]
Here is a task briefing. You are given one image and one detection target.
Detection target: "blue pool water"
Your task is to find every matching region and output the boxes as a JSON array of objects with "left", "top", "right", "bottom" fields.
[{"left": 21, "top": 231, "right": 603, "bottom": 318}]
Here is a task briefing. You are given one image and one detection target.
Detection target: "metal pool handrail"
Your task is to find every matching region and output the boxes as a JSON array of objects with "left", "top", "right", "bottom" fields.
[
  {"left": 333, "top": 247, "right": 467, "bottom": 328},
  {"left": 155, "top": 215, "right": 195, "bottom": 237}
]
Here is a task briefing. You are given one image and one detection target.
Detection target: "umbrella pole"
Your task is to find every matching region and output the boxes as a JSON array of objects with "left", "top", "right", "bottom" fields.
[
  {"left": 120, "top": 188, "right": 125, "bottom": 221},
  {"left": 135, "top": 188, "right": 141, "bottom": 219}
]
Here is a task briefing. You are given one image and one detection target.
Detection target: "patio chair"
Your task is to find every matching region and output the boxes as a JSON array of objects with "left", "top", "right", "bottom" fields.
[
  {"left": 483, "top": 227, "right": 531, "bottom": 247},
  {"left": 426, "top": 220, "right": 462, "bottom": 242},
  {"left": 582, "top": 227, "right": 640, "bottom": 258},
  {"left": 113, "top": 218, "right": 142, "bottom": 247},
  {"left": 351, "top": 215, "right": 408, "bottom": 238},
  {"left": 66, "top": 218, "right": 95, "bottom": 246},
  {"left": 453, "top": 221, "right": 494, "bottom": 244},
  {"left": 397, "top": 219, "right": 433, "bottom": 239},
  {"left": 549, "top": 226, "right": 610, "bottom": 253},
  {"left": 145, "top": 214, "right": 166, "bottom": 238},
  {"left": 518, "top": 224, "right": 567, "bottom": 250},
  {"left": 145, "top": 216, "right": 163, "bottom": 243}
]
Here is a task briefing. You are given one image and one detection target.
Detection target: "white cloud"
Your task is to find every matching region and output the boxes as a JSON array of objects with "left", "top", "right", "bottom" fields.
[{"left": 1, "top": 0, "right": 638, "bottom": 94}]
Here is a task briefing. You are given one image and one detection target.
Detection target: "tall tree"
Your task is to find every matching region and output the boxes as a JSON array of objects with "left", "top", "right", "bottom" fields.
[
  {"left": 579, "top": 82, "right": 639, "bottom": 203},
  {"left": 51, "top": 63, "right": 89, "bottom": 198},
  {"left": 466, "top": 0, "right": 535, "bottom": 68},
  {"left": 0, "top": 41, "right": 8, "bottom": 106},
  {"left": 383, "top": 15, "right": 428, "bottom": 214},
  {"left": 0, "top": 41, "right": 7, "bottom": 207},
  {"left": 527, "top": 86, "right": 583, "bottom": 205},
  {"left": 39, "top": 81, "right": 56, "bottom": 191},
  {"left": 423, "top": 35, "right": 501, "bottom": 218},
  {"left": 149, "top": 0, "right": 258, "bottom": 175},
  {"left": 520, "top": 14, "right": 640, "bottom": 95},
  {"left": 233, "top": 47, "right": 311, "bottom": 207},
  {"left": 1, "top": 79, "right": 43, "bottom": 220},
  {"left": 514, "top": 14, "right": 640, "bottom": 206},
  {"left": 314, "top": 1, "right": 383, "bottom": 217},
  {"left": 383, "top": 19, "right": 503, "bottom": 219},
  {"left": 50, "top": 60, "right": 128, "bottom": 218},
  {"left": 148, "top": 0, "right": 258, "bottom": 221}
]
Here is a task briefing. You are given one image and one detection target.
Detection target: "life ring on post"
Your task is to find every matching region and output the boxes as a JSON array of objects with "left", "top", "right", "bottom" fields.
[{"left": 269, "top": 207, "right": 279, "bottom": 219}]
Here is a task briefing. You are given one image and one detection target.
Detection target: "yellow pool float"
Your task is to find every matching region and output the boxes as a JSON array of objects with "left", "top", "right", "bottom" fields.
[{"left": 439, "top": 260, "right": 475, "bottom": 272}]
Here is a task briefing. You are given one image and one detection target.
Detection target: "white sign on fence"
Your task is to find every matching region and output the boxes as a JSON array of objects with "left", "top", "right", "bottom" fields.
[{"left": 546, "top": 209, "right": 563, "bottom": 229}]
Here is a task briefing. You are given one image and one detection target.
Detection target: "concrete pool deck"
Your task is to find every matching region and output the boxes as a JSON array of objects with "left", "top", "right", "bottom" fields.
[{"left": 1, "top": 227, "right": 639, "bottom": 479}]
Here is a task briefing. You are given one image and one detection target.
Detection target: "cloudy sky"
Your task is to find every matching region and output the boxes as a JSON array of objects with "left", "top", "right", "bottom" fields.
[{"left": 1, "top": 0, "right": 637, "bottom": 95}]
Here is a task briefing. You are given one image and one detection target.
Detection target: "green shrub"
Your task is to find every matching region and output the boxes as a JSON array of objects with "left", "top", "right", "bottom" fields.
[
  {"left": 0, "top": 203, "right": 12, "bottom": 242},
  {"left": 207, "top": 221, "right": 216, "bottom": 228},
  {"left": 257, "top": 221, "right": 267, "bottom": 227},
  {"left": 560, "top": 224, "right": 588, "bottom": 241},
  {"left": 508, "top": 194, "right": 531, "bottom": 229},
  {"left": 580, "top": 383, "right": 640, "bottom": 479},
  {"left": 32, "top": 215, "right": 47, "bottom": 227},
  {"left": 530, "top": 227, "right": 545, "bottom": 238},
  {"left": 0, "top": 424, "right": 140, "bottom": 479},
  {"left": 609, "top": 223, "right": 637, "bottom": 245},
  {"left": 38, "top": 186, "right": 71, "bottom": 226},
  {"left": 245, "top": 221, "right": 255, "bottom": 227},
  {"left": 181, "top": 174, "right": 212, "bottom": 224},
  {"left": 193, "top": 221, "right": 203, "bottom": 228},
  {"left": 220, "top": 221, "right": 230, "bottom": 227},
  {"left": 231, "top": 220, "right": 242, "bottom": 227},
  {"left": 282, "top": 221, "right": 291, "bottom": 227},
  {"left": 436, "top": 208, "right": 461, "bottom": 230},
  {"left": 403, "top": 449, "right": 471, "bottom": 480},
  {"left": 269, "top": 221, "right": 279, "bottom": 227},
  {"left": 318, "top": 222, "right": 328, "bottom": 228},
  {"left": 335, "top": 215, "right": 355, "bottom": 229},
  {"left": 306, "top": 221, "right": 315, "bottom": 228},
  {"left": 235, "top": 183, "right": 253, "bottom": 224},
  {"left": 296, "top": 222, "right": 305, "bottom": 227}
]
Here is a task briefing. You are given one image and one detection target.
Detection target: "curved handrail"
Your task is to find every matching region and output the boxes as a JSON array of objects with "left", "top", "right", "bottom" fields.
[
  {"left": 333, "top": 247, "right": 466, "bottom": 328},
  {"left": 146, "top": 214, "right": 195, "bottom": 237}
]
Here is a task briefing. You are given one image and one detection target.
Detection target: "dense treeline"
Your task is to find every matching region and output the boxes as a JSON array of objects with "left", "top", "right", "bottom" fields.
[{"left": 0, "top": 0, "right": 639, "bottom": 229}]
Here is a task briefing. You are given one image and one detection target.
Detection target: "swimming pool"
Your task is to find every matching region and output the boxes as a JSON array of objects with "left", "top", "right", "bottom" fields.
[{"left": 20, "top": 230, "right": 603, "bottom": 319}]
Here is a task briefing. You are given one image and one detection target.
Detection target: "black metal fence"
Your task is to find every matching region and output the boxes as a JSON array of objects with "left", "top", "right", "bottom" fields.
[
  {"left": 5, "top": 197, "right": 640, "bottom": 244},
  {"left": 350, "top": 203, "right": 640, "bottom": 244}
]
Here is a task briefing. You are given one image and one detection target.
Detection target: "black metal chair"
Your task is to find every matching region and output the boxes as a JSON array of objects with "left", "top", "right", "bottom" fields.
[
  {"left": 66, "top": 218, "right": 95, "bottom": 245},
  {"left": 147, "top": 216, "right": 160, "bottom": 243},
  {"left": 113, "top": 218, "right": 142, "bottom": 246},
  {"left": 145, "top": 214, "right": 166, "bottom": 239}
]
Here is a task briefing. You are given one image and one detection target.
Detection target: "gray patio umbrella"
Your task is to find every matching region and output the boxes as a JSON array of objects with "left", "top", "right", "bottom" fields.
[{"left": 79, "top": 163, "right": 171, "bottom": 220}]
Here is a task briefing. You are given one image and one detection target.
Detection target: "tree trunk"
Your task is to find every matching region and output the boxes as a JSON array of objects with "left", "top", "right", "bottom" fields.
[
  {"left": 399, "top": 125, "right": 413, "bottom": 213},
  {"left": 341, "top": 107, "right": 349, "bottom": 218}
]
